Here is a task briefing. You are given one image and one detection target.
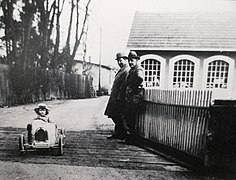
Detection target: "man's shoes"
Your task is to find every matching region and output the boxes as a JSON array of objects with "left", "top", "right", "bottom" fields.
[
  {"left": 124, "top": 139, "right": 135, "bottom": 145},
  {"left": 107, "top": 133, "right": 126, "bottom": 140},
  {"left": 117, "top": 134, "right": 126, "bottom": 140},
  {"left": 107, "top": 135, "right": 117, "bottom": 139},
  {"left": 123, "top": 135, "right": 136, "bottom": 145}
]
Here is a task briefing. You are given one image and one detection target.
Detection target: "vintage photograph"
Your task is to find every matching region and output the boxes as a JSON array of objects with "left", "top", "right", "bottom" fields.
[{"left": 0, "top": 0, "right": 236, "bottom": 179}]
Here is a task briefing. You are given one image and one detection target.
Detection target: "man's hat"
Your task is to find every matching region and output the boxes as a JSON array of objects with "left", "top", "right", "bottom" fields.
[
  {"left": 115, "top": 52, "right": 128, "bottom": 60},
  {"left": 128, "top": 51, "right": 140, "bottom": 60},
  {"left": 34, "top": 103, "right": 50, "bottom": 115}
]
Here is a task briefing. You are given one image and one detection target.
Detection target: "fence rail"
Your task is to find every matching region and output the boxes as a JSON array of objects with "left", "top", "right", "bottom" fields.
[
  {"left": 136, "top": 89, "right": 212, "bottom": 161},
  {"left": 145, "top": 89, "right": 212, "bottom": 107}
]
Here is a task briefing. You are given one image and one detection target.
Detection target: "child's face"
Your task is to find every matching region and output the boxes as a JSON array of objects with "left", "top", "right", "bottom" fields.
[{"left": 38, "top": 108, "right": 47, "bottom": 116}]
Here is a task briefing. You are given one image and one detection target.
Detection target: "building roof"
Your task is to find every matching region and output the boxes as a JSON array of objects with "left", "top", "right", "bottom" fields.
[
  {"left": 73, "top": 59, "right": 116, "bottom": 70},
  {"left": 127, "top": 11, "right": 236, "bottom": 52}
]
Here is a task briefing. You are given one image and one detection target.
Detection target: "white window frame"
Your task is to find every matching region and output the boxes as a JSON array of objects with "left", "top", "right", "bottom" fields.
[
  {"left": 169, "top": 55, "right": 200, "bottom": 89},
  {"left": 202, "top": 55, "right": 235, "bottom": 90},
  {"left": 140, "top": 54, "right": 166, "bottom": 89}
]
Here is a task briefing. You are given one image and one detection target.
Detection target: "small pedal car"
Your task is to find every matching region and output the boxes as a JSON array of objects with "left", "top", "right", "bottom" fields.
[{"left": 19, "top": 120, "right": 66, "bottom": 155}]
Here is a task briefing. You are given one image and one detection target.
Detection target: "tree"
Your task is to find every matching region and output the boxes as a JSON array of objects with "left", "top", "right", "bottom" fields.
[
  {"left": 52, "top": 0, "right": 65, "bottom": 69},
  {"left": 1, "top": 0, "right": 92, "bottom": 71},
  {"left": 21, "top": 0, "right": 37, "bottom": 69},
  {"left": 1, "top": 0, "right": 19, "bottom": 64},
  {"left": 0, "top": 0, "right": 93, "bottom": 103},
  {"left": 63, "top": 0, "right": 92, "bottom": 73}
]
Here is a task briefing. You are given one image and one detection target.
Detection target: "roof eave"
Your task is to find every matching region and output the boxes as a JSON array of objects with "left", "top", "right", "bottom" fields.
[{"left": 127, "top": 46, "right": 236, "bottom": 52}]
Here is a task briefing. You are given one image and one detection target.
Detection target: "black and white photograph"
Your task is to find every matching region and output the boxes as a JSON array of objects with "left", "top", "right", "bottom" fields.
[{"left": 0, "top": 0, "right": 236, "bottom": 179}]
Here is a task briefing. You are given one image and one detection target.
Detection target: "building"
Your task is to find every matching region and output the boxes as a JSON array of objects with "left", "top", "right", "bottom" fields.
[
  {"left": 72, "top": 59, "right": 117, "bottom": 94},
  {"left": 127, "top": 11, "right": 236, "bottom": 99}
]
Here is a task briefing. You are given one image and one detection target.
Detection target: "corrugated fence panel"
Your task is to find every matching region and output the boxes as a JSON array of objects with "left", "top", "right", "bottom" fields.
[{"left": 136, "top": 89, "right": 212, "bottom": 159}]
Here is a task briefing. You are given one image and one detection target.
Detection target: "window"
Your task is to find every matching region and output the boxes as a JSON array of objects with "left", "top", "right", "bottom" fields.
[
  {"left": 141, "top": 59, "right": 161, "bottom": 88},
  {"left": 203, "top": 55, "right": 235, "bottom": 91},
  {"left": 172, "top": 59, "right": 194, "bottom": 88},
  {"left": 169, "top": 55, "right": 200, "bottom": 89},
  {"left": 206, "top": 60, "right": 229, "bottom": 89}
]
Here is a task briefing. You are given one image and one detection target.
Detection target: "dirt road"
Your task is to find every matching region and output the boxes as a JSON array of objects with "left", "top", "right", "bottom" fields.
[
  {"left": 0, "top": 97, "right": 212, "bottom": 180},
  {"left": 0, "top": 96, "right": 113, "bottom": 131}
]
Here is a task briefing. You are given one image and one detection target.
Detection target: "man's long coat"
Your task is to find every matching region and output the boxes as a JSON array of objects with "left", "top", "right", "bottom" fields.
[
  {"left": 104, "top": 64, "right": 130, "bottom": 119},
  {"left": 125, "top": 64, "right": 144, "bottom": 104}
]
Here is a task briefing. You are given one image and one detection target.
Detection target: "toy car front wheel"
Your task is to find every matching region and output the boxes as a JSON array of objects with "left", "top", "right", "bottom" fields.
[
  {"left": 57, "top": 135, "right": 64, "bottom": 156},
  {"left": 19, "top": 134, "right": 25, "bottom": 154}
]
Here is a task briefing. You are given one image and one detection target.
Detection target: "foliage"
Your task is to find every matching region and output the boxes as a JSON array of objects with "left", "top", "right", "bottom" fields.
[
  {"left": 0, "top": 0, "right": 92, "bottom": 71},
  {"left": 0, "top": 0, "right": 93, "bottom": 102}
]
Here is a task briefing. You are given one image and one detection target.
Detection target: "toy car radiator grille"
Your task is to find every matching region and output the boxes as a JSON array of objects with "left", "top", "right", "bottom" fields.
[{"left": 35, "top": 128, "right": 48, "bottom": 141}]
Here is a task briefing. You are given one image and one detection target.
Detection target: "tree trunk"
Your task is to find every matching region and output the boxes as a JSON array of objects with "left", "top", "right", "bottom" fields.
[
  {"left": 64, "top": 0, "right": 75, "bottom": 73},
  {"left": 22, "top": 0, "right": 35, "bottom": 70},
  {"left": 37, "top": 0, "right": 50, "bottom": 68},
  {"left": 53, "top": 0, "right": 65, "bottom": 69},
  {"left": 70, "top": 0, "right": 92, "bottom": 62},
  {"left": 65, "top": 0, "right": 92, "bottom": 73}
]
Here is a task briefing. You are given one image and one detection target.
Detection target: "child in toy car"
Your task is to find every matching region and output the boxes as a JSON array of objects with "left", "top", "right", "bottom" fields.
[
  {"left": 19, "top": 103, "right": 65, "bottom": 155},
  {"left": 27, "top": 103, "right": 53, "bottom": 144}
]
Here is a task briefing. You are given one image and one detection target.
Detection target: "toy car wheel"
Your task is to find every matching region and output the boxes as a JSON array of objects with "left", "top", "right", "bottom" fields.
[
  {"left": 58, "top": 135, "right": 64, "bottom": 156},
  {"left": 19, "top": 134, "right": 25, "bottom": 154},
  {"left": 61, "top": 128, "right": 66, "bottom": 145},
  {"left": 61, "top": 128, "right": 65, "bottom": 135},
  {"left": 58, "top": 128, "right": 66, "bottom": 146}
]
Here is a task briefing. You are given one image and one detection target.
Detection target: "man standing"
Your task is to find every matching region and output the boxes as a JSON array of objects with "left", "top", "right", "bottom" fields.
[
  {"left": 104, "top": 52, "right": 130, "bottom": 139},
  {"left": 125, "top": 51, "right": 144, "bottom": 144}
]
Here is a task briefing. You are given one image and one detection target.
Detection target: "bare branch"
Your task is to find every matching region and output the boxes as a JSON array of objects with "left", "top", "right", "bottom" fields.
[
  {"left": 65, "top": 0, "right": 75, "bottom": 49},
  {"left": 60, "top": 0, "right": 66, "bottom": 13},
  {"left": 71, "top": 0, "right": 91, "bottom": 59},
  {"left": 75, "top": 0, "right": 80, "bottom": 41}
]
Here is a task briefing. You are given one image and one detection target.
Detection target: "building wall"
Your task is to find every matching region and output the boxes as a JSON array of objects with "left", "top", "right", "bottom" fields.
[
  {"left": 135, "top": 50, "right": 236, "bottom": 99},
  {"left": 87, "top": 64, "right": 115, "bottom": 93},
  {"left": 73, "top": 61, "right": 116, "bottom": 94}
]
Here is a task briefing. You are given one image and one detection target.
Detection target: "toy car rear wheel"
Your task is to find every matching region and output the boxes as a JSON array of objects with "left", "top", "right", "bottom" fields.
[
  {"left": 19, "top": 134, "right": 25, "bottom": 154},
  {"left": 57, "top": 135, "right": 64, "bottom": 156}
]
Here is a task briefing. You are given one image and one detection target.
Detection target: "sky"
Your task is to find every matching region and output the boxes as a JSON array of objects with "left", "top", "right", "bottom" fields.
[
  {"left": 84, "top": 0, "right": 236, "bottom": 68},
  {"left": 1, "top": 0, "right": 234, "bottom": 68}
]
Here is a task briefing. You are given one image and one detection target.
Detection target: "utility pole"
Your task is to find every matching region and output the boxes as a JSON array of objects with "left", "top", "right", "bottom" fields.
[{"left": 98, "top": 26, "right": 102, "bottom": 95}]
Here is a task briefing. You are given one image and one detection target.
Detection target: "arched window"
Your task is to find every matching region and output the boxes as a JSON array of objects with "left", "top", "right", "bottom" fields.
[
  {"left": 169, "top": 55, "right": 200, "bottom": 89},
  {"left": 141, "top": 59, "right": 161, "bottom": 88},
  {"left": 173, "top": 60, "right": 194, "bottom": 88},
  {"left": 206, "top": 60, "right": 229, "bottom": 89},
  {"left": 139, "top": 54, "right": 166, "bottom": 89}
]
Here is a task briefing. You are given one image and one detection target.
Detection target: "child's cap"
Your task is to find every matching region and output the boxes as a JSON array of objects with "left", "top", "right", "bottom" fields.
[{"left": 34, "top": 103, "right": 50, "bottom": 115}]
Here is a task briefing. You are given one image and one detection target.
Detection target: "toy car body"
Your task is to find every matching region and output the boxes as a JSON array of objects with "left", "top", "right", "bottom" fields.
[{"left": 19, "top": 120, "right": 65, "bottom": 155}]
